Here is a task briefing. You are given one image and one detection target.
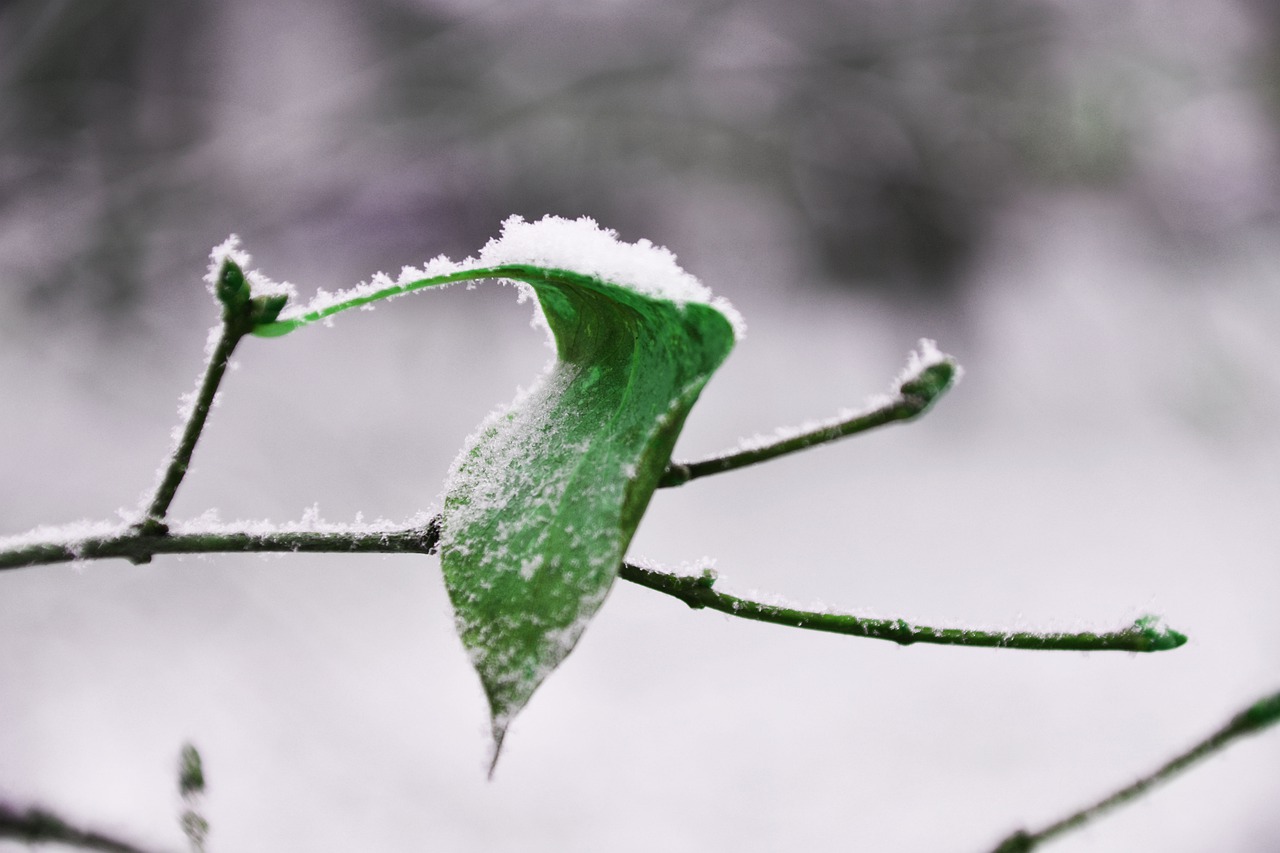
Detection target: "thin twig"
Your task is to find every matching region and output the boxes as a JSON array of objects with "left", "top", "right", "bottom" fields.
[
  {"left": 618, "top": 562, "right": 1185, "bottom": 653},
  {"left": 659, "top": 356, "right": 957, "bottom": 487},
  {"left": 0, "top": 802, "right": 163, "bottom": 853},
  {"left": 0, "top": 523, "right": 441, "bottom": 570},
  {"left": 137, "top": 323, "right": 244, "bottom": 535},
  {"left": 135, "top": 258, "right": 267, "bottom": 537},
  {"left": 989, "top": 688, "right": 1280, "bottom": 852},
  {"left": 0, "top": 520, "right": 1184, "bottom": 654}
]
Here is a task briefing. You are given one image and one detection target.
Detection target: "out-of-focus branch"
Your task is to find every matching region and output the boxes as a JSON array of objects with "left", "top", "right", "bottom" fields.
[
  {"left": 990, "top": 688, "right": 1280, "bottom": 852},
  {"left": 0, "top": 802, "right": 163, "bottom": 853}
]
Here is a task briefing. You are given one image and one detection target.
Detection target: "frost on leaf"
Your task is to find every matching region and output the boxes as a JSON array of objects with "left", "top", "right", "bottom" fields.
[{"left": 438, "top": 230, "right": 737, "bottom": 765}]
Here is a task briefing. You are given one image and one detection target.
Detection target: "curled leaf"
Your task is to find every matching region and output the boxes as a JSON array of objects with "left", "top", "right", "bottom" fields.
[
  {"left": 440, "top": 265, "right": 735, "bottom": 761},
  {"left": 245, "top": 217, "right": 739, "bottom": 764}
]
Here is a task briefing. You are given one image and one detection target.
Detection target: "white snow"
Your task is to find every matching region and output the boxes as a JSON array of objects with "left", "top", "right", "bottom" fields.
[
  {"left": 628, "top": 555, "right": 720, "bottom": 578},
  {"left": 169, "top": 508, "right": 436, "bottom": 539},
  {"left": 897, "top": 338, "right": 961, "bottom": 387},
  {"left": 474, "top": 215, "right": 745, "bottom": 337},
  {"left": 205, "top": 235, "right": 298, "bottom": 303},
  {"left": 0, "top": 519, "right": 126, "bottom": 555}
]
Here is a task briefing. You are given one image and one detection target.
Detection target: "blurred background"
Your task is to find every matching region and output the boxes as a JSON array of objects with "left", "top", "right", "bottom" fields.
[{"left": 1, "top": 0, "right": 1278, "bottom": 851}]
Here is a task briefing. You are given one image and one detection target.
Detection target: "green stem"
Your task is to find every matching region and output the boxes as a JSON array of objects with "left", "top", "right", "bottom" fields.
[
  {"left": 991, "top": 689, "right": 1280, "bottom": 852},
  {"left": 0, "top": 519, "right": 1184, "bottom": 653},
  {"left": 136, "top": 257, "right": 268, "bottom": 538},
  {"left": 136, "top": 322, "right": 244, "bottom": 536},
  {"left": 659, "top": 358, "right": 958, "bottom": 488},
  {"left": 618, "top": 562, "right": 1185, "bottom": 652},
  {"left": 251, "top": 265, "right": 550, "bottom": 338}
]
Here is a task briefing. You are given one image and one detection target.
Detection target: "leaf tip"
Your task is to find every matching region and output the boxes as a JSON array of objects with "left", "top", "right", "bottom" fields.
[{"left": 487, "top": 720, "right": 510, "bottom": 780}]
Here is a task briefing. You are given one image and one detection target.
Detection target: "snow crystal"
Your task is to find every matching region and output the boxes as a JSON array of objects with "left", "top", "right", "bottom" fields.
[
  {"left": 169, "top": 509, "right": 435, "bottom": 538},
  {"left": 898, "top": 338, "right": 961, "bottom": 386},
  {"left": 628, "top": 555, "right": 719, "bottom": 578},
  {"left": 205, "top": 235, "right": 298, "bottom": 303},
  {"left": 476, "top": 215, "right": 745, "bottom": 337},
  {"left": 0, "top": 519, "right": 126, "bottom": 554}
]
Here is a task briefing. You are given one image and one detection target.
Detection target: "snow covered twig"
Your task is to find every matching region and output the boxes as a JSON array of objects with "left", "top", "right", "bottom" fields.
[{"left": 661, "top": 341, "right": 959, "bottom": 488}]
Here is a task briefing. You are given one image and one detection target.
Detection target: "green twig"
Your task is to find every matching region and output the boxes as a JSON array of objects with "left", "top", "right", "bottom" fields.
[
  {"left": 0, "top": 802, "right": 161, "bottom": 853},
  {"left": 659, "top": 355, "right": 958, "bottom": 488},
  {"left": 990, "top": 688, "right": 1280, "bottom": 852},
  {"left": 0, "top": 520, "right": 1184, "bottom": 653},
  {"left": 618, "top": 562, "right": 1185, "bottom": 653},
  {"left": 136, "top": 322, "right": 243, "bottom": 536},
  {"left": 136, "top": 256, "right": 283, "bottom": 539}
]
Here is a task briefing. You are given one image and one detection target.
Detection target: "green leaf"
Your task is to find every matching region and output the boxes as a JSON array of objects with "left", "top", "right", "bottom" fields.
[
  {"left": 242, "top": 217, "right": 739, "bottom": 763},
  {"left": 438, "top": 267, "right": 735, "bottom": 758}
]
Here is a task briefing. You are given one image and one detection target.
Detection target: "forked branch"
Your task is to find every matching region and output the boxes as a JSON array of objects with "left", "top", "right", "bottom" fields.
[
  {"left": 0, "top": 520, "right": 1185, "bottom": 654},
  {"left": 0, "top": 252, "right": 1207, "bottom": 853}
]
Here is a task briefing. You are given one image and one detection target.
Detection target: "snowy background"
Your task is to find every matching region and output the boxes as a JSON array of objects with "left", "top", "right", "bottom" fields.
[{"left": 2, "top": 1, "right": 1279, "bottom": 851}]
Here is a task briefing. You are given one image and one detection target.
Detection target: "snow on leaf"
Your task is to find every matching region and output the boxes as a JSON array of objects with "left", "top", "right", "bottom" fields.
[
  {"left": 440, "top": 266, "right": 735, "bottom": 764},
  {"left": 244, "top": 217, "right": 739, "bottom": 765}
]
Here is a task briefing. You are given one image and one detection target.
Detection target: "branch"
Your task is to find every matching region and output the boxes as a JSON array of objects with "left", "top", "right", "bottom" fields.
[
  {"left": 989, "top": 688, "right": 1280, "bottom": 852},
  {"left": 0, "top": 802, "right": 163, "bottom": 853},
  {"left": 618, "top": 562, "right": 1185, "bottom": 653},
  {"left": 660, "top": 344, "right": 958, "bottom": 487},
  {"left": 134, "top": 256, "right": 286, "bottom": 539},
  {"left": 0, "top": 522, "right": 441, "bottom": 570},
  {"left": 136, "top": 324, "right": 242, "bottom": 536},
  {"left": 0, "top": 519, "right": 1184, "bottom": 654}
]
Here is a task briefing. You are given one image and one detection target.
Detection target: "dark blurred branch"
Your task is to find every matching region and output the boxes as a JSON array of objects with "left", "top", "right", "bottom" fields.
[
  {"left": 0, "top": 802, "right": 163, "bottom": 853},
  {"left": 990, "top": 689, "right": 1280, "bottom": 852}
]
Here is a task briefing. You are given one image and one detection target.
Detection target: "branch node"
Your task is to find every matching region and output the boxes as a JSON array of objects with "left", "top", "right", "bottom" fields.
[{"left": 658, "top": 462, "right": 691, "bottom": 488}]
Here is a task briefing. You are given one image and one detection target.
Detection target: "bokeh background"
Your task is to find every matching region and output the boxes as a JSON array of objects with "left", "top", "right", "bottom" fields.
[{"left": 2, "top": 1, "right": 1278, "bottom": 851}]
